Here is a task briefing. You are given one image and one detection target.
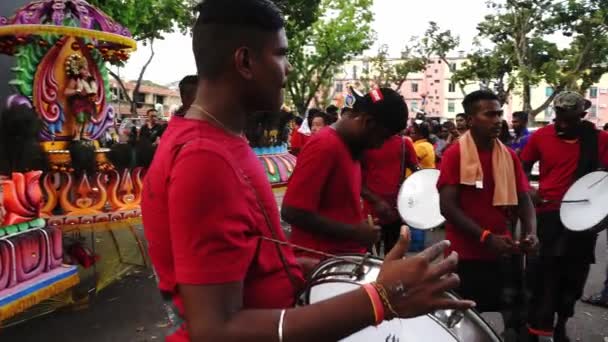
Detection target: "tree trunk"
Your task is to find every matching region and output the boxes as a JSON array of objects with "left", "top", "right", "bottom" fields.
[
  {"left": 530, "top": 85, "right": 563, "bottom": 118},
  {"left": 522, "top": 79, "right": 532, "bottom": 112},
  {"left": 108, "top": 69, "right": 134, "bottom": 106},
  {"left": 131, "top": 39, "right": 156, "bottom": 115}
]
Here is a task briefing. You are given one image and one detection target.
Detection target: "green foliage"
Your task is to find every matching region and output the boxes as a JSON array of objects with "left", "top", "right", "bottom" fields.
[
  {"left": 360, "top": 43, "right": 427, "bottom": 91},
  {"left": 460, "top": 0, "right": 608, "bottom": 117},
  {"left": 88, "top": 0, "right": 194, "bottom": 42},
  {"left": 273, "top": 0, "right": 322, "bottom": 42},
  {"left": 287, "top": 0, "right": 374, "bottom": 115},
  {"left": 419, "top": 21, "right": 460, "bottom": 64}
]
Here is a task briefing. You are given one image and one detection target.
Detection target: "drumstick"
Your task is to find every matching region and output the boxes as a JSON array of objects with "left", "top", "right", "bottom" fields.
[{"left": 368, "top": 215, "right": 379, "bottom": 256}]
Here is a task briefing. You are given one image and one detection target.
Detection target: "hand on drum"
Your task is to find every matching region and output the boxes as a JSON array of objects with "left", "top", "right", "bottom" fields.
[
  {"left": 516, "top": 234, "right": 539, "bottom": 254},
  {"left": 372, "top": 200, "right": 398, "bottom": 223},
  {"left": 353, "top": 220, "right": 381, "bottom": 246},
  {"left": 376, "top": 226, "right": 476, "bottom": 319}
]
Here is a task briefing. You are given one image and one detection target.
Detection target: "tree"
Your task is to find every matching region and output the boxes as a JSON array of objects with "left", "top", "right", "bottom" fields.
[
  {"left": 286, "top": 0, "right": 374, "bottom": 115},
  {"left": 452, "top": 42, "right": 516, "bottom": 105},
  {"left": 420, "top": 21, "right": 460, "bottom": 66},
  {"left": 360, "top": 43, "right": 427, "bottom": 92},
  {"left": 472, "top": 0, "right": 608, "bottom": 118},
  {"left": 273, "top": 0, "right": 322, "bottom": 42},
  {"left": 89, "top": 0, "right": 195, "bottom": 115}
]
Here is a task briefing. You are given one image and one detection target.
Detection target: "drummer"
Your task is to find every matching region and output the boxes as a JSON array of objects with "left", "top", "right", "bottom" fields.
[
  {"left": 141, "top": 1, "right": 474, "bottom": 341},
  {"left": 361, "top": 127, "right": 420, "bottom": 253},
  {"left": 438, "top": 90, "right": 537, "bottom": 338},
  {"left": 521, "top": 92, "right": 608, "bottom": 342},
  {"left": 282, "top": 88, "right": 407, "bottom": 257}
]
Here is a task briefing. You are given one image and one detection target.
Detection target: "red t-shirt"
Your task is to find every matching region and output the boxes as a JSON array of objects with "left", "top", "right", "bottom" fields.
[
  {"left": 142, "top": 117, "right": 304, "bottom": 342},
  {"left": 284, "top": 127, "right": 366, "bottom": 256},
  {"left": 289, "top": 127, "right": 309, "bottom": 154},
  {"left": 520, "top": 124, "right": 608, "bottom": 212},
  {"left": 437, "top": 143, "right": 530, "bottom": 260},
  {"left": 362, "top": 135, "right": 418, "bottom": 222}
]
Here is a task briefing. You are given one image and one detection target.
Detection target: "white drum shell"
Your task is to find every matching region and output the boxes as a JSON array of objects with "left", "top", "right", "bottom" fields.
[
  {"left": 301, "top": 255, "right": 501, "bottom": 342},
  {"left": 397, "top": 169, "right": 445, "bottom": 230},
  {"left": 560, "top": 171, "right": 608, "bottom": 232}
]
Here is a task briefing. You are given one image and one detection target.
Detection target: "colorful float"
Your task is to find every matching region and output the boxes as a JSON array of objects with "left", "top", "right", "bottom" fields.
[{"left": 0, "top": 0, "right": 145, "bottom": 325}]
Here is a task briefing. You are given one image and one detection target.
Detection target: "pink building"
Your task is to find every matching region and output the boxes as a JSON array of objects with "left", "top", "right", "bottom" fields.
[{"left": 330, "top": 56, "right": 476, "bottom": 121}]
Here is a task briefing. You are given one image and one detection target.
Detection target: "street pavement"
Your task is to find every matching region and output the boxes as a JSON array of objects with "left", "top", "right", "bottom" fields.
[{"left": 2, "top": 230, "right": 607, "bottom": 342}]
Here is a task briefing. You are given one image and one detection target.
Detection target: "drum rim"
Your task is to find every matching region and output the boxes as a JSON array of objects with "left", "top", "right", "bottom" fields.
[
  {"left": 397, "top": 169, "right": 446, "bottom": 230},
  {"left": 560, "top": 170, "right": 608, "bottom": 233},
  {"left": 301, "top": 254, "right": 502, "bottom": 341}
]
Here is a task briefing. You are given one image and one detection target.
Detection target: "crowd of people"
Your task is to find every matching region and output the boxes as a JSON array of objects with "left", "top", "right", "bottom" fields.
[{"left": 139, "top": 1, "right": 608, "bottom": 342}]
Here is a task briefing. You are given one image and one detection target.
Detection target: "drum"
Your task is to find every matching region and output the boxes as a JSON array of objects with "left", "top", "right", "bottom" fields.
[
  {"left": 299, "top": 255, "right": 501, "bottom": 342},
  {"left": 560, "top": 171, "right": 608, "bottom": 233},
  {"left": 397, "top": 169, "right": 445, "bottom": 230}
]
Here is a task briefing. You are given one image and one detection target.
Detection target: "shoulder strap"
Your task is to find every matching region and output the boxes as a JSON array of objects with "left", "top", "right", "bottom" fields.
[{"left": 168, "top": 138, "right": 301, "bottom": 293}]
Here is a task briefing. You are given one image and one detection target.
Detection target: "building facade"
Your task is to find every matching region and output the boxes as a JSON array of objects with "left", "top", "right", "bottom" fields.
[
  {"left": 109, "top": 79, "right": 181, "bottom": 118},
  {"left": 330, "top": 55, "right": 608, "bottom": 127}
]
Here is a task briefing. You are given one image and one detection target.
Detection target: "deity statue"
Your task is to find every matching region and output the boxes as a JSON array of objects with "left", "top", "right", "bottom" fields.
[{"left": 64, "top": 54, "right": 98, "bottom": 141}]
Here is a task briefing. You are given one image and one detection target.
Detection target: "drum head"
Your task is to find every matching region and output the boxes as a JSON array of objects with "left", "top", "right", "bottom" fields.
[
  {"left": 561, "top": 171, "right": 608, "bottom": 232},
  {"left": 397, "top": 169, "right": 445, "bottom": 230}
]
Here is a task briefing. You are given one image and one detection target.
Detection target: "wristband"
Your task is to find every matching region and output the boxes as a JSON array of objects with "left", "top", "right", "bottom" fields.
[
  {"left": 362, "top": 283, "right": 385, "bottom": 325},
  {"left": 480, "top": 230, "right": 492, "bottom": 244},
  {"left": 372, "top": 282, "right": 399, "bottom": 319}
]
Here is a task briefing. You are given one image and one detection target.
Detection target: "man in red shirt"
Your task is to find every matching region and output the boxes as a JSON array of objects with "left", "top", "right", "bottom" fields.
[
  {"left": 282, "top": 88, "right": 409, "bottom": 257},
  {"left": 438, "top": 90, "right": 537, "bottom": 339},
  {"left": 362, "top": 134, "right": 419, "bottom": 252},
  {"left": 521, "top": 92, "right": 608, "bottom": 342},
  {"left": 142, "top": 1, "right": 473, "bottom": 341}
]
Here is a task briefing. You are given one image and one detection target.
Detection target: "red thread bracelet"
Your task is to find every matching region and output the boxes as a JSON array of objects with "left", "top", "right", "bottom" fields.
[
  {"left": 480, "top": 230, "right": 492, "bottom": 243},
  {"left": 362, "top": 283, "right": 385, "bottom": 325}
]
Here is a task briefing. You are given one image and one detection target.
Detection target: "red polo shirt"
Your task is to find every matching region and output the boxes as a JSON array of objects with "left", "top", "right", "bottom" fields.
[
  {"left": 142, "top": 117, "right": 304, "bottom": 342},
  {"left": 284, "top": 127, "right": 366, "bottom": 256},
  {"left": 362, "top": 135, "right": 418, "bottom": 223},
  {"left": 520, "top": 124, "right": 608, "bottom": 212},
  {"left": 437, "top": 143, "right": 530, "bottom": 260}
]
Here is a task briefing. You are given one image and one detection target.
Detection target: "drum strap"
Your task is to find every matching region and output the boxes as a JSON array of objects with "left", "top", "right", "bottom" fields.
[
  {"left": 400, "top": 136, "right": 406, "bottom": 184},
  {"left": 575, "top": 121, "right": 599, "bottom": 180},
  {"left": 167, "top": 138, "right": 302, "bottom": 296}
]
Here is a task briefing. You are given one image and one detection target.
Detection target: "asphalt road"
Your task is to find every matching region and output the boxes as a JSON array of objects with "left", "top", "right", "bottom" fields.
[{"left": 2, "top": 230, "right": 607, "bottom": 342}]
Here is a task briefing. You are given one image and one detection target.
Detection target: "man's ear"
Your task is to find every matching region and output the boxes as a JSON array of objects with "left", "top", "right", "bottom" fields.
[{"left": 234, "top": 47, "right": 254, "bottom": 80}]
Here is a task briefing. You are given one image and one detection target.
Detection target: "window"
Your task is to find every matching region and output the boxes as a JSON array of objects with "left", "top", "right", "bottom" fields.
[
  {"left": 434, "top": 79, "right": 440, "bottom": 83},
  {"left": 590, "top": 87, "right": 598, "bottom": 99},
  {"left": 449, "top": 82, "right": 456, "bottom": 93},
  {"left": 448, "top": 100, "right": 455, "bottom": 113},
  {"left": 335, "top": 82, "right": 343, "bottom": 93},
  {"left": 589, "top": 104, "right": 597, "bottom": 118},
  {"left": 434, "top": 69, "right": 438, "bottom": 73},
  {"left": 411, "top": 83, "right": 419, "bottom": 93},
  {"left": 545, "top": 87, "right": 554, "bottom": 97},
  {"left": 363, "top": 62, "right": 370, "bottom": 74},
  {"left": 411, "top": 101, "right": 418, "bottom": 110},
  {"left": 450, "top": 63, "right": 457, "bottom": 72},
  {"left": 352, "top": 66, "right": 358, "bottom": 80},
  {"left": 544, "top": 106, "right": 553, "bottom": 120},
  {"left": 155, "top": 95, "right": 165, "bottom": 105},
  {"left": 134, "top": 92, "right": 146, "bottom": 104}
]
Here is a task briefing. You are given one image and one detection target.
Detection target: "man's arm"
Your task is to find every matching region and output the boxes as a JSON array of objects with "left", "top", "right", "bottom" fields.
[
  {"left": 517, "top": 191, "right": 537, "bottom": 238},
  {"left": 281, "top": 205, "right": 374, "bottom": 243},
  {"left": 439, "top": 185, "right": 484, "bottom": 240}
]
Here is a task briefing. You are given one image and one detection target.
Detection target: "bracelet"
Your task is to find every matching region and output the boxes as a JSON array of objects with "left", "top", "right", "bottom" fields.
[
  {"left": 372, "top": 282, "right": 399, "bottom": 319},
  {"left": 278, "top": 309, "right": 286, "bottom": 342},
  {"left": 480, "top": 230, "right": 492, "bottom": 244},
  {"left": 362, "top": 283, "right": 384, "bottom": 325}
]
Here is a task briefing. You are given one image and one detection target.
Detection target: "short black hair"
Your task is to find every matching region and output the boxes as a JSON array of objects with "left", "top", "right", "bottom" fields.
[
  {"left": 413, "top": 121, "right": 431, "bottom": 140},
  {"left": 294, "top": 116, "right": 303, "bottom": 126},
  {"left": 179, "top": 75, "right": 198, "bottom": 97},
  {"left": 326, "top": 105, "right": 338, "bottom": 115},
  {"left": 604, "top": 123, "right": 608, "bottom": 131},
  {"left": 512, "top": 111, "right": 529, "bottom": 123},
  {"left": 146, "top": 109, "right": 157, "bottom": 115},
  {"left": 193, "top": 0, "right": 284, "bottom": 79},
  {"left": 353, "top": 88, "right": 408, "bottom": 135},
  {"left": 456, "top": 113, "right": 466, "bottom": 120},
  {"left": 462, "top": 90, "right": 500, "bottom": 116},
  {"left": 307, "top": 111, "right": 329, "bottom": 128}
]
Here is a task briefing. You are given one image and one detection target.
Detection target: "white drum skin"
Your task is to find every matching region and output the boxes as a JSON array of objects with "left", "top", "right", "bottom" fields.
[
  {"left": 560, "top": 171, "right": 608, "bottom": 232},
  {"left": 397, "top": 169, "right": 445, "bottom": 230}
]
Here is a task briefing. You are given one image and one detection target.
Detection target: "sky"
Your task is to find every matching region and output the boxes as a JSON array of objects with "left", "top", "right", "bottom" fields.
[{"left": 114, "top": 0, "right": 492, "bottom": 85}]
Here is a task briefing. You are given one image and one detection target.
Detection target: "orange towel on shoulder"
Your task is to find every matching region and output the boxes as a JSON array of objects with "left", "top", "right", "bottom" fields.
[{"left": 459, "top": 131, "right": 518, "bottom": 206}]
